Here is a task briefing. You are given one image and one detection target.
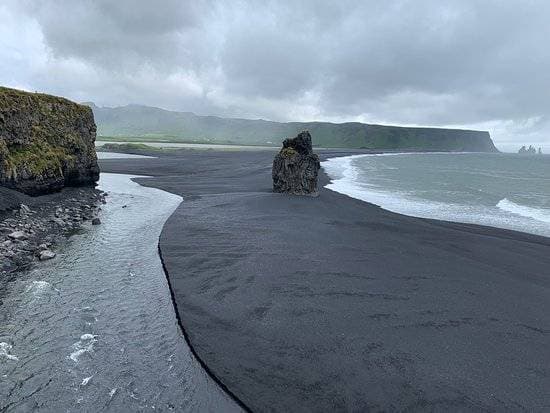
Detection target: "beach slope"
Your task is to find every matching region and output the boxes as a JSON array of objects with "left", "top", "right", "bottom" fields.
[{"left": 100, "top": 150, "right": 550, "bottom": 411}]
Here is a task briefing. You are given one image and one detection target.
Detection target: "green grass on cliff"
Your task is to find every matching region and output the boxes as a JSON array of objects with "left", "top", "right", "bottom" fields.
[
  {"left": 5, "top": 141, "right": 73, "bottom": 177},
  {"left": 0, "top": 87, "right": 91, "bottom": 118},
  {"left": 0, "top": 86, "right": 94, "bottom": 181}
]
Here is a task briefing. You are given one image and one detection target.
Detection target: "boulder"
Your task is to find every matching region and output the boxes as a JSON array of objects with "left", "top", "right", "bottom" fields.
[
  {"left": 272, "top": 131, "right": 320, "bottom": 195},
  {"left": 8, "top": 230, "right": 27, "bottom": 240},
  {"left": 39, "top": 249, "right": 56, "bottom": 261},
  {"left": 1, "top": 257, "right": 15, "bottom": 272},
  {"left": 0, "top": 87, "right": 100, "bottom": 195}
]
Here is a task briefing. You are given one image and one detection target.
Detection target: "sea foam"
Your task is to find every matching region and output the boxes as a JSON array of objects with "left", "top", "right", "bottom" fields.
[
  {"left": 497, "top": 198, "right": 550, "bottom": 223},
  {"left": 25, "top": 280, "right": 56, "bottom": 296},
  {"left": 322, "top": 154, "right": 550, "bottom": 238},
  {"left": 0, "top": 342, "right": 19, "bottom": 361},
  {"left": 69, "top": 334, "right": 98, "bottom": 362},
  {"left": 322, "top": 155, "right": 438, "bottom": 214},
  {"left": 81, "top": 375, "right": 94, "bottom": 386}
]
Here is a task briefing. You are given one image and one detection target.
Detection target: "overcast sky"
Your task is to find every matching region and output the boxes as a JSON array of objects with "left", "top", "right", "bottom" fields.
[{"left": 1, "top": 1, "right": 549, "bottom": 151}]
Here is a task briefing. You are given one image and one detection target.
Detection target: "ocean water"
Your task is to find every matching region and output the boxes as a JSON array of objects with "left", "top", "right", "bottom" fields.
[{"left": 322, "top": 152, "right": 550, "bottom": 238}]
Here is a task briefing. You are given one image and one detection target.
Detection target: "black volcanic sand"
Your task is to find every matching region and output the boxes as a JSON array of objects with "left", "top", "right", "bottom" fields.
[{"left": 100, "top": 150, "right": 550, "bottom": 412}]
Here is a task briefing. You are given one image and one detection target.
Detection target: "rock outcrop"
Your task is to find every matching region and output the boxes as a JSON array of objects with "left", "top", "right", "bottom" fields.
[
  {"left": 272, "top": 131, "right": 320, "bottom": 195},
  {"left": 518, "top": 145, "right": 542, "bottom": 155},
  {"left": 0, "top": 87, "right": 100, "bottom": 195}
]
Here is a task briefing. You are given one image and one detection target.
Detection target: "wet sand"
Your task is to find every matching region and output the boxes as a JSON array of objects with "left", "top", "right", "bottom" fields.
[{"left": 99, "top": 149, "right": 550, "bottom": 411}]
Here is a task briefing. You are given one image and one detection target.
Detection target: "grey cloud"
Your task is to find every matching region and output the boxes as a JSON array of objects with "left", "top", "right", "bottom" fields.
[
  {"left": 2, "top": 0, "right": 550, "bottom": 147},
  {"left": 319, "top": 1, "right": 550, "bottom": 123},
  {"left": 18, "top": 0, "right": 213, "bottom": 71}
]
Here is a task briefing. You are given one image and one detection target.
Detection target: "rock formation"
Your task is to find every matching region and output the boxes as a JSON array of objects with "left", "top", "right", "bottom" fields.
[
  {"left": 0, "top": 87, "right": 100, "bottom": 195},
  {"left": 272, "top": 130, "right": 320, "bottom": 195},
  {"left": 518, "top": 145, "right": 542, "bottom": 155}
]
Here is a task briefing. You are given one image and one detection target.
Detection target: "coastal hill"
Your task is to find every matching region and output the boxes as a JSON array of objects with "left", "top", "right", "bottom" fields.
[
  {"left": 0, "top": 87, "right": 99, "bottom": 196},
  {"left": 86, "top": 103, "right": 498, "bottom": 152}
]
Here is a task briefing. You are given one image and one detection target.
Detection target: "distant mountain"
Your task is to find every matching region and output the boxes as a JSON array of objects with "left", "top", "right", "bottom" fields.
[{"left": 86, "top": 103, "right": 498, "bottom": 152}]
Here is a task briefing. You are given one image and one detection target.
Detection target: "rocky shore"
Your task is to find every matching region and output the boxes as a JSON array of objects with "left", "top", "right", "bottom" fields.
[
  {"left": 1, "top": 86, "right": 103, "bottom": 277},
  {"left": 0, "top": 187, "right": 105, "bottom": 275}
]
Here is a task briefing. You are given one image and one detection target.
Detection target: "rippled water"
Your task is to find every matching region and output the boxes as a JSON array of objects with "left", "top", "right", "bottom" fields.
[
  {"left": 0, "top": 173, "right": 240, "bottom": 412},
  {"left": 323, "top": 152, "right": 550, "bottom": 238}
]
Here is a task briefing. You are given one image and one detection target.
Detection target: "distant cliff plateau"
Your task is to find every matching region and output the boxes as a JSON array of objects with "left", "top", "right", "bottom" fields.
[
  {"left": 1, "top": 87, "right": 99, "bottom": 196},
  {"left": 86, "top": 103, "right": 498, "bottom": 152}
]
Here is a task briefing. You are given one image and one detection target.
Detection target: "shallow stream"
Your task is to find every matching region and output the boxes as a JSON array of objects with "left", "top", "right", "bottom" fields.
[{"left": 0, "top": 173, "right": 240, "bottom": 412}]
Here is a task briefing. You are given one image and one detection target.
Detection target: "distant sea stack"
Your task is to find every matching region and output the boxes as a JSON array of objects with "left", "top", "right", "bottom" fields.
[
  {"left": 272, "top": 131, "right": 320, "bottom": 195},
  {"left": 0, "top": 87, "right": 99, "bottom": 195},
  {"left": 518, "top": 145, "right": 543, "bottom": 155}
]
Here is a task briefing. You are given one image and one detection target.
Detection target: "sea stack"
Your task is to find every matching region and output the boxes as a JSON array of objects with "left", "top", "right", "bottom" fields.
[
  {"left": 0, "top": 87, "right": 100, "bottom": 196},
  {"left": 272, "top": 130, "right": 320, "bottom": 196}
]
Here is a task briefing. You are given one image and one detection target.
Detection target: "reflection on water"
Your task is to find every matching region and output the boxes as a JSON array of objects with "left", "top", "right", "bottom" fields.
[{"left": 0, "top": 173, "right": 240, "bottom": 412}]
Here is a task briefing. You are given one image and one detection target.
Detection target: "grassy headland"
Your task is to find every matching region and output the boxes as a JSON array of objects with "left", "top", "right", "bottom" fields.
[{"left": 87, "top": 103, "right": 498, "bottom": 152}]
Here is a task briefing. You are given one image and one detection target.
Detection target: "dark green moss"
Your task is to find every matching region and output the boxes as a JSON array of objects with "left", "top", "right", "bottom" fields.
[{"left": 5, "top": 141, "right": 75, "bottom": 178}]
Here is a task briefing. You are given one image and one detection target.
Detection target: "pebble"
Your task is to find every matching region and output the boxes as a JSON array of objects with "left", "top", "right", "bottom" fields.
[{"left": 52, "top": 218, "right": 66, "bottom": 226}]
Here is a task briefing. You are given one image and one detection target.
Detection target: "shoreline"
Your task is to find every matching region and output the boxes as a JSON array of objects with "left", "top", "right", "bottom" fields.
[
  {"left": 322, "top": 151, "right": 550, "bottom": 240},
  {"left": 157, "top": 243, "right": 251, "bottom": 412},
  {"left": 99, "top": 148, "right": 550, "bottom": 411},
  {"left": 0, "top": 187, "right": 105, "bottom": 276}
]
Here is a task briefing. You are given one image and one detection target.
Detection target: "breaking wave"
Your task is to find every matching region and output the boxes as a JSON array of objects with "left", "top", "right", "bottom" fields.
[
  {"left": 322, "top": 154, "right": 550, "bottom": 238},
  {"left": 497, "top": 198, "right": 550, "bottom": 223},
  {"left": 69, "top": 334, "right": 98, "bottom": 363},
  {"left": 0, "top": 342, "right": 19, "bottom": 361}
]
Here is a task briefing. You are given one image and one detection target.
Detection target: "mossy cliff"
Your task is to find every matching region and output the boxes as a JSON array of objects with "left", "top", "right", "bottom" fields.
[{"left": 0, "top": 87, "right": 99, "bottom": 195}]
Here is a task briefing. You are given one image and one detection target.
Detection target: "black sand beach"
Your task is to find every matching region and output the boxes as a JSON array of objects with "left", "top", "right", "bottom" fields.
[{"left": 100, "top": 150, "right": 550, "bottom": 411}]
